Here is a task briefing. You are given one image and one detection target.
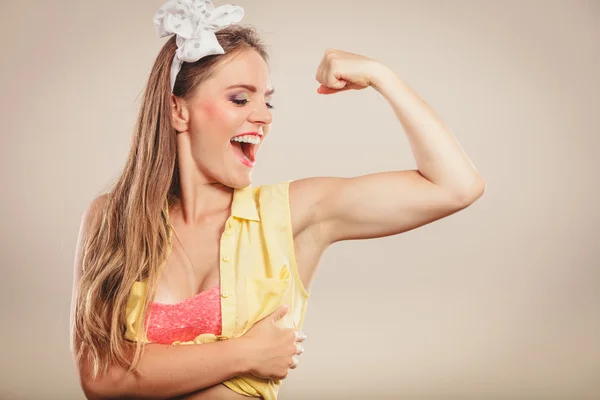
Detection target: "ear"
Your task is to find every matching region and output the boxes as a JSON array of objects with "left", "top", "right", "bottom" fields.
[{"left": 170, "top": 94, "right": 190, "bottom": 133}]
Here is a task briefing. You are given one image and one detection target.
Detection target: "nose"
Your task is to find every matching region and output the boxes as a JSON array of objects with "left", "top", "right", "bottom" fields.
[{"left": 249, "top": 101, "right": 273, "bottom": 126}]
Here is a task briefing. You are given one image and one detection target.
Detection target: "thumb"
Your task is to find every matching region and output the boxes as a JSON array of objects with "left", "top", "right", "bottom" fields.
[
  {"left": 329, "top": 78, "right": 348, "bottom": 90},
  {"left": 317, "top": 84, "right": 350, "bottom": 95},
  {"left": 272, "top": 304, "right": 290, "bottom": 322}
]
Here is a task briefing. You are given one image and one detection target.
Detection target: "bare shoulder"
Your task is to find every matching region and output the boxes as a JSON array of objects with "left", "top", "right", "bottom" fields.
[
  {"left": 80, "top": 194, "right": 109, "bottom": 235},
  {"left": 288, "top": 178, "right": 337, "bottom": 291},
  {"left": 288, "top": 177, "right": 335, "bottom": 237},
  {"left": 289, "top": 178, "right": 326, "bottom": 236}
]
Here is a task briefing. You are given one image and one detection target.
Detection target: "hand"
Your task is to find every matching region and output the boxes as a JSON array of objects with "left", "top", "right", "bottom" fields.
[
  {"left": 315, "top": 48, "right": 389, "bottom": 95},
  {"left": 240, "top": 305, "right": 306, "bottom": 380}
]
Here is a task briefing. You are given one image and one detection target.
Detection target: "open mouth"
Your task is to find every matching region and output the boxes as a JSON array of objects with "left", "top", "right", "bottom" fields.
[{"left": 230, "top": 135, "right": 259, "bottom": 166}]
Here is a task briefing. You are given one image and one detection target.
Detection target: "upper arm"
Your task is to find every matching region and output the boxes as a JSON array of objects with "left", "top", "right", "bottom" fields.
[{"left": 289, "top": 170, "right": 485, "bottom": 245}]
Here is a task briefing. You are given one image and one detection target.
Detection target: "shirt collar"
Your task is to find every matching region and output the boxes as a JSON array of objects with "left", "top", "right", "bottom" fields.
[{"left": 231, "top": 185, "right": 260, "bottom": 221}]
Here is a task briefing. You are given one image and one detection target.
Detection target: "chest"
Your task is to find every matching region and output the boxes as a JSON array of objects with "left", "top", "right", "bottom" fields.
[{"left": 155, "top": 215, "right": 229, "bottom": 304}]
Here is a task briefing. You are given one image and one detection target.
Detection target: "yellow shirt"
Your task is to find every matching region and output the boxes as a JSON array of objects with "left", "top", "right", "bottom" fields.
[{"left": 124, "top": 181, "right": 310, "bottom": 399}]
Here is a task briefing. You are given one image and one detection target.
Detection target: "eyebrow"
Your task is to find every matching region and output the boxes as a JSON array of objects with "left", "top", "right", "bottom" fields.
[{"left": 226, "top": 84, "right": 275, "bottom": 96}]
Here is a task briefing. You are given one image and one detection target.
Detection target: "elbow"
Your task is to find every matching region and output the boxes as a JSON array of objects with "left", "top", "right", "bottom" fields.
[
  {"left": 453, "top": 175, "right": 486, "bottom": 206},
  {"left": 79, "top": 373, "right": 117, "bottom": 400},
  {"left": 80, "top": 374, "right": 128, "bottom": 400},
  {"left": 80, "top": 380, "right": 105, "bottom": 400},
  {"left": 79, "top": 376, "right": 107, "bottom": 400},
  {"left": 77, "top": 362, "right": 127, "bottom": 400}
]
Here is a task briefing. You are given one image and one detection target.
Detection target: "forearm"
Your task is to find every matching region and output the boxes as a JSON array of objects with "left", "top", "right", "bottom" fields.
[
  {"left": 371, "top": 65, "right": 485, "bottom": 199},
  {"left": 81, "top": 339, "right": 250, "bottom": 400}
]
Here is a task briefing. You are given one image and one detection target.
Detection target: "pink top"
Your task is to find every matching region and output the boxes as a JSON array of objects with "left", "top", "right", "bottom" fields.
[{"left": 145, "top": 286, "right": 223, "bottom": 344}]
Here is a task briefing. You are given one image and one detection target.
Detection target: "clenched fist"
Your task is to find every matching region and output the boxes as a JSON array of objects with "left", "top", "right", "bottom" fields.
[{"left": 315, "top": 48, "right": 390, "bottom": 95}]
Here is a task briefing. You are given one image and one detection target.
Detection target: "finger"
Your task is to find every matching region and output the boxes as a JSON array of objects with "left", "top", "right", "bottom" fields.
[
  {"left": 324, "top": 72, "right": 347, "bottom": 91},
  {"left": 296, "top": 343, "right": 305, "bottom": 355},
  {"left": 294, "top": 330, "right": 307, "bottom": 342},
  {"left": 289, "top": 356, "right": 299, "bottom": 369},
  {"left": 315, "top": 59, "right": 328, "bottom": 86},
  {"left": 316, "top": 59, "right": 344, "bottom": 90}
]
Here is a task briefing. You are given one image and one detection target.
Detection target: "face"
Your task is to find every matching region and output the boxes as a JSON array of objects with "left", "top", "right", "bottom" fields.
[{"left": 172, "top": 49, "right": 274, "bottom": 189}]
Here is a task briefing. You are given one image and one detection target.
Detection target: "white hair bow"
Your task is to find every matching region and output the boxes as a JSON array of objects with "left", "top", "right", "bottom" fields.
[{"left": 153, "top": 0, "right": 245, "bottom": 92}]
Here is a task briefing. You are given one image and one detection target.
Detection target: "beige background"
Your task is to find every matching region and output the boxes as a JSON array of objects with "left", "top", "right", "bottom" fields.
[{"left": 1, "top": 0, "right": 599, "bottom": 399}]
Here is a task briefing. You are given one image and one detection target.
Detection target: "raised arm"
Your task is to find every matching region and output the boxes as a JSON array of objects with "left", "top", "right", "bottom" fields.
[{"left": 290, "top": 49, "right": 485, "bottom": 273}]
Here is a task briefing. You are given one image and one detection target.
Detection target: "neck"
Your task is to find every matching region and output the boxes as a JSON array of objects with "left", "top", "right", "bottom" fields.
[{"left": 173, "top": 137, "right": 234, "bottom": 224}]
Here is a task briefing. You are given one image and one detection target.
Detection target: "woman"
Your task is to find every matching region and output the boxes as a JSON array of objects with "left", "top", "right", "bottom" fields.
[{"left": 70, "top": 1, "right": 485, "bottom": 399}]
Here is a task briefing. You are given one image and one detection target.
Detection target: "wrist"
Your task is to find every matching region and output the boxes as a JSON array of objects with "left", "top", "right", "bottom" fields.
[
  {"left": 369, "top": 63, "right": 400, "bottom": 93},
  {"left": 230, "top": 337, "right": 254, "bottom": 375}
]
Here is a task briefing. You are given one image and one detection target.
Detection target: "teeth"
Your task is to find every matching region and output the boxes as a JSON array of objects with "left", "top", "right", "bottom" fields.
[{"left": 231, "top": 135, "right": 261, "bottom": 145}]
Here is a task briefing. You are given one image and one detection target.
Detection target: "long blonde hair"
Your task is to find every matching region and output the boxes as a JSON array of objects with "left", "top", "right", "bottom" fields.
[{"left": 72, "top": 25, "right": 269, "bottom": 378}]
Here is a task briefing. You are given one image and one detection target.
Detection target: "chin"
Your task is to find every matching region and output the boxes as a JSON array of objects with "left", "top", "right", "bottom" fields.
[
  {"left": 222, "top": 173, "right": 252, "bottom": 190},
  {"left": 214, "top": 157, "right": 255, "bottom": 189},
  {"left": 230, "top": 181, "right": 252, "bottom": 189}
]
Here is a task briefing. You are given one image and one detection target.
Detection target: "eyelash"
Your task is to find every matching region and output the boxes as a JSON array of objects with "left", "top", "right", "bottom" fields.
[{"left": 231, "top": 98, "right": 274, "bottom": 109}]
